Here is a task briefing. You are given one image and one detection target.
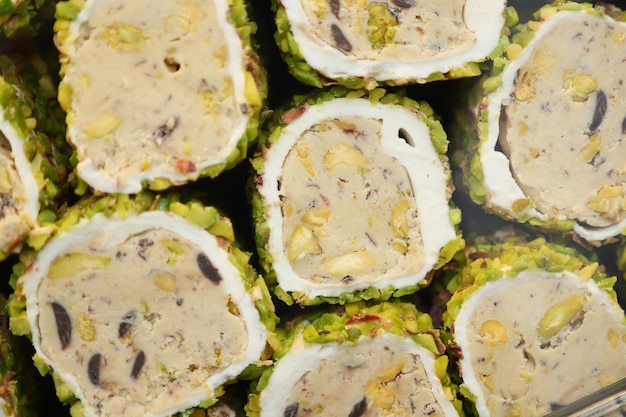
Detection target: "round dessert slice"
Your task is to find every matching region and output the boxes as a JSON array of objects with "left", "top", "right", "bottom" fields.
[
  {"left": 444, "top": 237, "right": 626, "bottom": 416},
  {"left": 274, "top": 0, "right": 508, "bottom": 88},
  {"left": 248, "top": 301, "right": 461, "bottom": 417},
  {"left": 11, "top": 194, "right": 273, "bottom": 417},
  {"left": 251, "top": 89, "right": 463, "bottom": 305},
  {"left": 462, "top": 3, "right": 626, "bottom": 243},
  {"left": 54, "top": 0, "right": 266, "bottom": 193},
  {"left": 0, "top": 53, "right": 71, "bottom": 261}
]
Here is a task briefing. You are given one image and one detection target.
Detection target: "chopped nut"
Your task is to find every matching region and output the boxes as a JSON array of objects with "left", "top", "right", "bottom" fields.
[
  {"left": 577, "top": 133, "right": 601, "bottom": 163},
  {"left": 608, "top": 329, "right": 620, "bottom": 348},
  {"left": 391, "top": 200, "right": 410, "bottom": 238},
  {"left": 295, "top": 141, "right": 315, "bottom": 177},
  {"left": 562, "top": 70, "right": 598, "bottom": 102},
  {"left": 288, "top": 225, "right": 322, "bottom": 262},
  {"left": 153, "top": 271, "right": 176, "bottom": 292},
  {"left": 587, "top": 185, "right": 624, "bottom": 216},
  {"left": 301, "top": 206, "right": 331, "bottom": 226},
  {"left": 324, "top": 143, "right": 368, "bottom": 170},
  {"left": 537, "top": 294, "right": 586, "bottom": 341},
  {"left": 323, "top": 249, "right": 375, "bottom": 277},
  {"left": 101, "top": 22, "right": 148, "bottom": 50},
  {"left": 511, "top": 198, "right": 531, "bottom": 213},
  {"left": 367, "top": 3, "right": 398, "bottom": 49},
  {"left": 77, "top": 313, "right": 97, "bottom": 342},
  {"left": 48, "top": 253, "right": 112, "bottom": 280},
  {"left": 578, "top": 262, "right": 598, "bottom": 282},
  {"left": 83, "top": 114, "right": 121, "bottom": 138},
  {"left": 480, "top": 319, "right": 508, "bottom": 345},
  {"left": 514, "top": 67, "right": 536, "bottom": 102}
]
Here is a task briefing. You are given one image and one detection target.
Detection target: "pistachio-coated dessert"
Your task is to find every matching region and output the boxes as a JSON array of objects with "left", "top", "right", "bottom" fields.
[
  {"left": 248, "top": 301, "right": 463, "bottom": 417},
  {"left": 444, "top": 236, "right": 626, "bottom": 416},
  {"left": 251, "top": 88, "right": 464, "bottom": 306},
  {"left": 54, "top": 0, "right": 267, "bottom": 193},
  {"left": 8, "top": 192, "right": 277, "bottom": 417},
  {"left": 0, "top": 52, "right": 70, "bottom": 262},
  {"left": 0, "top": 294, "right": 42, "bottom": 417},
  {"left": 273, "top": 0, "right": 511, "bottom": 88},
  {"left": 461, "top": 2, "right": 626, "bottom": 245}
]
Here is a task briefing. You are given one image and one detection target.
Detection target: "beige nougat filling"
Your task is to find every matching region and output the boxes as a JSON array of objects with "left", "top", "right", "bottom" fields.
[
  {"left": 279, "top": 115, "right": 425, "bottom": 285},
  {"left": 37, "top": 228, "right": 248, "bottom": 417},
  {"left": 301, "top": 0, "right": 476, "bottom": 61},
  {"left": 461, "top": 275, "right": 626, "bottom": 416},
  {"left": 64, "top": 0, "right": 246, "bottom": 186},
  {"left": 0, "top": 131, "right": 32, "bottom": 253},
  {"left": 284, "top": 339, "right": 448, "bottom": 417},
  {"left": 500, "top": 13, "right": 626, "bottom": 226}
]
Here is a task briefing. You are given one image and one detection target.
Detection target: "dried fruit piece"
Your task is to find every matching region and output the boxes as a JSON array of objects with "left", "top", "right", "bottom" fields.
[
  {"left": 331, "top": 24, "right": 352, "bottom": 53},
  {"left": 197, "top": 252, "right": 222, "bottom": 284},
  {"left": 51, "top": 302, "right": 72, "bottom": 350},
  {"left": 348, "top": 397, "right": 367, "bottom": 417},
  {"left": 131, "top": 350, "right": 146, "bottom": 379},
  {"left": 87, "top": 353, "right": 101, "bottom": 386},
  {"left": 589, "top": 90, "right": 608, "bottom": 132}
]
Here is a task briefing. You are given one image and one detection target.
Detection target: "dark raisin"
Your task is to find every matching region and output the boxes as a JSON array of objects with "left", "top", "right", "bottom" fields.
[
  {"left": 348, "top": 397, "right": 367, "bottom": 417},
  {"left": 137, "top": 238, "right": 154, "bottom": 261},
  {"left": 197, "top": 253, "right": 221, "bottom": 284},
  {"left": 391, "top": 0, "right": 415, "bottom": 8},
  {"left": 331, "top": 24, "right": 352, "bottom": 53},
  {"left": 88, "top": 353, "right": 101, "bottom": 386},
  {"left": 131, "top": 350, "right": 145, "bottom": 379},
  {"left": 589, "top": 90, "right": 607, "bottom": 132},
  {"left": 329, "top": 0, "right": 340, "bottom": 17},
  {"left": 118, "top": 310, "right": 136, "bottom": 339},
  {"left": 151, "top": 116, "right": 179, "bottom": 145},
  {"left": 622, "top": 115, "right": 626, "bottom": 135},
  {"left": 51, "top": 302, "right": 72, "bottom": 349},
  {"left": 284, "top": 403, "right": 298, "bottom": 417}
]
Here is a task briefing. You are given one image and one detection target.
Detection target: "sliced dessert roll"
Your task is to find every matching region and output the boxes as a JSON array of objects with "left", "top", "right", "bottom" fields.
[
  {"left": 0, "top": 53, "right": 71, "bottom": 261},
  {"left": 273, "top": 0, "right": 510, "bottom": 88},
  {"left": 444, "top": 237, "right": 626, "bottom": 416},
  {"left": 251, "top": 88, "right": 464, "bottom": 305},
  {"left": 248, "top": 301, "right": 462, "bottom": 417},
  {"left": 54, "top": 0, "right": 267, "bottom": 193},
  {"left": 461, "top": 2, "right": 626, "bottom": 244},
  {"left": 8, "top": 192, "right": 277, "bottom": 417}
]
